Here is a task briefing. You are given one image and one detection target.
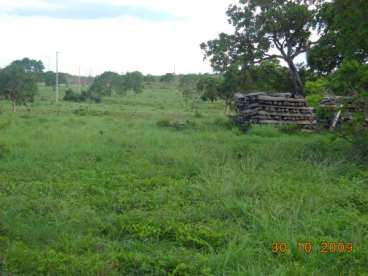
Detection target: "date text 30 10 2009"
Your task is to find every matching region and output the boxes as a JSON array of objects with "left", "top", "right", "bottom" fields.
[{"left": 272, "top": 241, "right": 353, "bottom": 254}]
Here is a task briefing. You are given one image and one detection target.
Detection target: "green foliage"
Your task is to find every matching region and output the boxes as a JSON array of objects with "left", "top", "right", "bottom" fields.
[
  {"left": 249, "top": 60, "right": 294, "bottom": 92},
  {"left": 304, "top": 78, "right": 329, "bottom": 96},
  {"left": 63, "top": 89, "right": 101, "bottom": 103},
  {"left": 0, "top": 64, "right": 38, "bottom": 112},
  {"left": 217, "top": 60, "right": 294, "bottom": 106},
  {"left": 125, "top": 71, "right": 144, "bottom": 94},
  {"left": 328, "top": 60, "right": 368, "bottom": 96},
  {"left": 317, "top": 61, "right": 368, "bottom": 162},
  {"left": 89, "top": 71, "right": 145, "bottom": 97},
  {"left": 178, "top": 74, "right": 201, "bottom": 111},
  {"left": 305, "top": 94, "right": 324, "bottom": 110},
  {"left": 160, "top": 73, "right": 176, "bottom": 83},
  {"left": 43, "top": 71, "right": 68, "bottom": 87},
  {"left": 144, "top": 74, "right": 156, "bottom": 83},
  {"left": 309, "top": 0, "right": 368, "bottom": 74},
  {"left": 10, "top": 58, "right": 45, "bottom": 81},
  {"left": 307, "top": 33, "right": 342, "bottom": 75},
  {"left": 88, "top": 71, "right": 123, "bottom": 96},
  {"left": 196, "top": 75, "right": 221, "bottom": 102},
  {"left": 202, "top": 0, "right": 319, "bottom": 96}
]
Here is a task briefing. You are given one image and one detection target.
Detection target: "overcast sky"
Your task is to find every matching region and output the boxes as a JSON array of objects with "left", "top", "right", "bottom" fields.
[{"left": 0, "top": 0, "right": 236, "bottom": 76}]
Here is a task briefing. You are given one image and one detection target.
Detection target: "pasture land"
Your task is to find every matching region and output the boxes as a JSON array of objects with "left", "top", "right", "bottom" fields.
[{"left": 0, "top": 85, "right": 367, "bottom": 275}]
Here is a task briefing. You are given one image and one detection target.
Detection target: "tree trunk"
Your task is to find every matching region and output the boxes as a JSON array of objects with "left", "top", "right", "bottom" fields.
[
  {"left": 287, "top": 60, "right": 304, "bottom": 97},
  {"left": 12, "top": 100, "right": 16, "bottom": 112}
]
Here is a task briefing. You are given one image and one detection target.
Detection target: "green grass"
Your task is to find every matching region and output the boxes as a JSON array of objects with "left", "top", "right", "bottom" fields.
[{"left": 0, "top": 85, "right": 367, "bottom": 275}]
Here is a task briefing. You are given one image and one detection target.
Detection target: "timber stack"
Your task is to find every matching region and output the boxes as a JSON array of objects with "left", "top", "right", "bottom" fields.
[
  {"left": 319, "top": 96, "right": 368, "bottom": 127},
  {"left": 234, "top": 92, "right": 317, "bottom": 130}
]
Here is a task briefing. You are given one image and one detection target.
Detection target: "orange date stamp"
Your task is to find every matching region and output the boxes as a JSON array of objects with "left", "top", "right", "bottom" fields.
[{"left": 272, "top": 241, "right": 353, "bottom": 254}]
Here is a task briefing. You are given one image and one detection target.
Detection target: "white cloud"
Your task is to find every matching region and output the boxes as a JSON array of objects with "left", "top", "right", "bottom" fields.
[
  {"left": 0, "top": 1, "right": 235, "bottom": 76},
  {"left": 0, "top": 0, "right": 61, "bottom": 12}
]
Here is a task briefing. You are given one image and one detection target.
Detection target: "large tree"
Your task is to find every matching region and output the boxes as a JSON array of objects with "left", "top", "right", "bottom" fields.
[
  {"left": 125, "top": 71, "right": 145, "bottom": 94},
  {"left": 308, "top": 0, "right": 368, "bottom": 74},
  {"left": 88, "top": 71, "right": 123, "bottom": 96},
  {"left": 201, "top": 0, "right": 320, "bottom": 97},
  {"left": 11, "top": 58, "right": 45, "bottom": 81},
  {"left": 0, "top": 64, "right": 38, "bottom": 112}
]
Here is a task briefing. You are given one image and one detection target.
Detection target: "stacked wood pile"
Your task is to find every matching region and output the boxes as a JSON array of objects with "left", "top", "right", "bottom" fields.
[
  {"left": 319, "top": 96, "right": 368, "bottom": 127},
  {"left": 234, "top": 92, "right": 317, "bottom": 130}
]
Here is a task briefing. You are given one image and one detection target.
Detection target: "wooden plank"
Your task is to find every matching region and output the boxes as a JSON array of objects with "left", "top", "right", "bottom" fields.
[
  {"left": 256, "top": 111, "right": 315, "bottom": 117},
  {"left": 243, "top": 103, "right": 313, "bottom": 111},
  {"left": 257, "top": 95, "right": 306, "bottom": 103},
  {"left": 251, "top": 119, "right": 317, "bottom": 125}
]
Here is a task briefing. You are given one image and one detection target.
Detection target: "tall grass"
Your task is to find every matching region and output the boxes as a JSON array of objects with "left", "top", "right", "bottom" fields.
[{"left": 0, "top": 85, "right": 367, "bottom": 275}]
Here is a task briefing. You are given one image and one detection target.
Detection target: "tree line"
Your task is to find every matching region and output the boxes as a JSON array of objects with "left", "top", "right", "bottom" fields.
[{"left": 198, "top": 0, "right": 367, "bottom": 160}]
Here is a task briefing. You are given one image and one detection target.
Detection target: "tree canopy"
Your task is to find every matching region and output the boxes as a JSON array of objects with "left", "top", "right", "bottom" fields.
[
  {"left": 160, "top": 73, "right": 175, "bottom": 83},
  {"left": 88, "top": 71, "right": 123, "bottom": 96},
  {"left": 201, "top": 0, "right": 320, "bottom": 96},
  {"left": 125, "top": 71, "right": 144, "bottom": 94},
  {"left": 0, "top": 64, "right": 38, "bottom": 112},
  {"left": 43, "top": 71, "right": 68, "bottom": 87},
  {"left": 11, "top": 58, "right": 45, "bottom": 82},
  {"left": 88, "top": 71, "right": 145, "bottom": 97},
  {"left": 308, "top": 0, "right": 368, "bottom": 74}
]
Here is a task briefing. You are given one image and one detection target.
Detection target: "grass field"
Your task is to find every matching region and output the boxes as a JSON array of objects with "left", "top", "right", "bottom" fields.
[{"left": 0, "top": 84, "right": 367, "bottom": 275}]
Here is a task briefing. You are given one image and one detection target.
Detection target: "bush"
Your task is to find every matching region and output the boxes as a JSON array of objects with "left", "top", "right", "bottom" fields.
[
  {"left": 327, "top": 60, "right": 368, "bottom": 163},
  {"left": 350, "top": 131, "right": 368, "bottom": 163},
  {"left": 315, "top": 106, "right": 336, "bottom": 129},
  {"left": 305, "top": 78, "right": 329, "bottom": 96},
  {"left": 306, "top": 94, "right": 324, "bottom": 109},
  {"left": 63, "top": 89, "right": 101, "bottom": 103}
]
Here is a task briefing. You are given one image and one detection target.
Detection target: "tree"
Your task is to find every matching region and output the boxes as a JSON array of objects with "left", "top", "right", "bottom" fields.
[
  {"left": 63, "top": 89, "right": 101, "bottom": 103},
  {"left": 125, "top": 71, "right": 144, "bottom": 94},
  {"left": 11, "top": 58, "right": 45, "bottom": 81},
  {"left": 326, "top": 60, "right": 368, "bottom": 162},
  {"left": 308, "top": 0, "right": 368, "bottom": 74},
  {"left": 88, "top": 71, "right": 145, "bottom": 97},
  {"left": 144, "top": 74, "right": 156, "bottom": 83},
  {"left": 0, "top": 64, "right": 37, "bottom": 112},
  {"left": 201, "top": 0, "right": 320, "bottom": 97},
  {"left": 213, "top": 60, "right": 294, "bottom": 108},
  {"left": 160, "top": 73, "right": 175, "bottom": 83},
  {"left": 43, "top": 71, "right": 67, "bottom": 87},
  {"left": 248, "top": 59, "right": 294, "bottom": 92},
  {"left": 197, "top": 75, "right": 222, "bottom": 102},
  {"left": 178, "top": 74, "right": 201, "bottom": 111},
  {"left": 88, "top": 71, "right": 123, "bottom": 96}
]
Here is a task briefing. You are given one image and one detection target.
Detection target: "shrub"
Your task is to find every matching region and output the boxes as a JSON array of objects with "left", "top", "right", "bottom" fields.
[
  {"left": 63, "top": 89, "right": 101, "bottom": 103},
  {"left": 315, "top": 106, "right": 336, "bottom": 129},
  {"left": 327, "top": 60, "right": 368, "bottom": 163},
  {"left": 305, "top": 78, "right": 329, "bottom": 96}
]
